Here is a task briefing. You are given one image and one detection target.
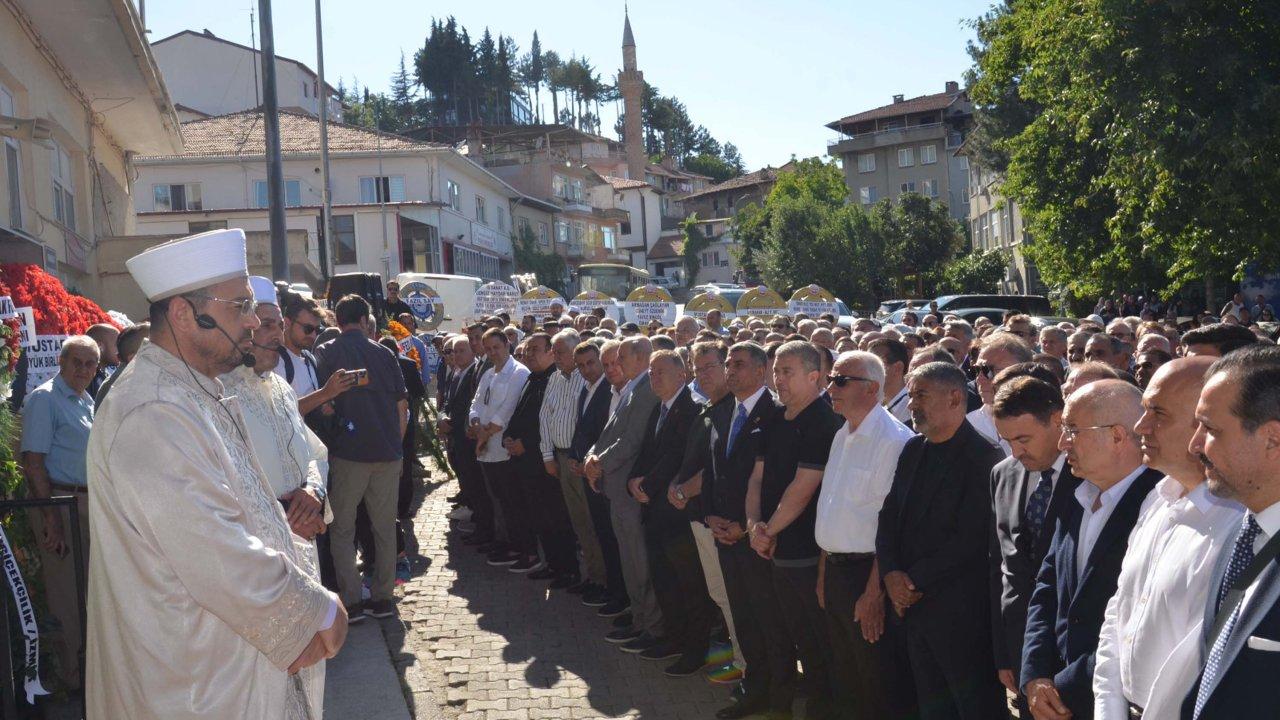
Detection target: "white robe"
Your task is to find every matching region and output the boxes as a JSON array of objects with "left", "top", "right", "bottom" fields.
[{"left": 86, "top": 343, "right": 335, "bottom": 719}]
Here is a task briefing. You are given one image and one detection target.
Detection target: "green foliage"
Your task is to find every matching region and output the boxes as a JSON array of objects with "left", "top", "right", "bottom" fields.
[
  {"left": 966, "top": 0, "right": 1280, "bottom": 298},
  {"left": 684, "top": 153, "right": 737, "bottom": 183},
  {"left": 940, "top": 248, "right": 1009, "bottom": 294},
  {"left": 513, "top": 224, "right": 567, "bottom": 295},
  {"left": 681, "top": 216, "right": 713, "bottom": 287}
]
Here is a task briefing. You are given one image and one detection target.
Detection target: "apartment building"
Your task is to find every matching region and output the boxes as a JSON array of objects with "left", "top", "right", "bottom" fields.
[
  {"left": 826, "top": 81, "right": 972, "bottom": 221},
  {"left": 960, "top": 147, "right": 1044, "bottom": 295}
]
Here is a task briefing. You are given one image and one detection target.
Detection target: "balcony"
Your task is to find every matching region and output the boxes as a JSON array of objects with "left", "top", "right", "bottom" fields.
[{"left": 827, "top": 122, "right": 949, "bottom": 155}]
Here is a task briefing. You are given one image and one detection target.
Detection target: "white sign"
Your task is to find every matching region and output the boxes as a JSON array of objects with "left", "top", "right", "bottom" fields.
[
  {"left": 472, "top": 225, "right": 498, "bottom": 250},
  {"left": 471, "top": 281, "right": 520, "bottom": 317},
  {"left": 515, "top": 296, "right": 566, "bottom": 319},
  {"left": 0, "top": 296, "right": 15, "bottom": 319},
  {"left": 788, "top": 300, "right": 839, "bottom": 317},
  {"left": 16, "top": 308, "right": 36, "bottom": 348},
  {"left": 26, "top": 335, "right": 67, "bottom": 395},
  {"left": 624, "top": 301, "right": 676, "bottom": 326}
]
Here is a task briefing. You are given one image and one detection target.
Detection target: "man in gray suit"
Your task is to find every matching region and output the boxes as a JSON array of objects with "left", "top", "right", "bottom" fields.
[{"left": 585, "top": 336, "right": 664, "bottom": 654}]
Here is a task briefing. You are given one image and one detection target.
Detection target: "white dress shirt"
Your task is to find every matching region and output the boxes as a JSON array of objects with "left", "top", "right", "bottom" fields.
[
  {"left": 967, "top": 404, "right": 1011, "bottom": 455},
  {"left": 815, "top": 404, "right": 914, "bottom": 553},
  {"left": 884, "top": 385, "right": 910, "bottom": 424},
  {"left": 1239, "top": 500, "right": 1280, "bottom": 618},
  {"left": 1093, "top": 478, "right": 1243, "bottom": 718},
  {"left": 1075, "top": 465, "right": 1147, "bottom": 580},
  {"left": 468, "top": 357, "right": 531, "bottom": 463},
  {"left": 539, "top": 368, "right": 585, "bottom": 460},
  {"left": 735, "top": 385, "right": 767, "bottom": 422}
]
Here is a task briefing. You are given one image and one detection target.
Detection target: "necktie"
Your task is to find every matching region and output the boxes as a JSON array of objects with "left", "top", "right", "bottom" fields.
[
  {"left": 577, "top": 384, "right": 590, "bottom": 421},
  {"left": 1024, "top": 468, "right": 1055, "bottom": 539},
  {"left": 1194, "top": 514, "right": 1264, "bottom": 718},
  {"left": 655, "top": 403, "right": 670, "bottom": 434},
  {"left": 726, "top": 403, "right": 749, "bottom": 455}
]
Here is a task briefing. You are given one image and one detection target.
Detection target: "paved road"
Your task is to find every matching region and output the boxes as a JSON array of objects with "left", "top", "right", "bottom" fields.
[{"left": 393, "top": 468, "right": 732, "bottom": 720}]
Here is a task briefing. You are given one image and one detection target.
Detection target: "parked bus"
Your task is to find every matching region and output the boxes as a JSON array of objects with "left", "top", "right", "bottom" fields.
[{"left": 573, "top": 263, "right": 651, "bottom": 300}]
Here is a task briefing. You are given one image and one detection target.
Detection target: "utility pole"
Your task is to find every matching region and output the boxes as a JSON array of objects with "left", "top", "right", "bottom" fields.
[
  {"left": 258, "top": 0, "right": 289, "bottom": 281},
  {"left": 314, "top": 0, "right": 332, "bottom": 281}
]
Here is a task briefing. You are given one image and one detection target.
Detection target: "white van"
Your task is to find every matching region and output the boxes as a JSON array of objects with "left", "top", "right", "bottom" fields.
[{"left": 395, "top": 272, "right": 483, "bottom": 334}]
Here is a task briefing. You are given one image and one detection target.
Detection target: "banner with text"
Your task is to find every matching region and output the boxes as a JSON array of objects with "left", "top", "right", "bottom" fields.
[
  {"left": 624, "top": 285, "right": 676, "bottom": 326},
  {"left": 471, "top": 282, "right": 520, "bottom": 317},
  {"left": 788, "top": 284, "right": 839, "bottom": 317},
  {"left": 514, "top": 286, "right": 566, "bottom": 319},
  {"left": 26, "top": 335, "right": 67, "bottom": 395},
  {"left": 735, "top": 286, "right": 788, "bottom": 317}
]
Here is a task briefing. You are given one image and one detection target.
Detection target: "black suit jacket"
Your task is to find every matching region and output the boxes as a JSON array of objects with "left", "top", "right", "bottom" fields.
[
  {"left": 503, "top": 365, "right": 553, "bottom": 452},
  {"left": 443, "top": 361, "right": 481, "bottom": 446},
  {"left": 569, "top": 379, "right": 612, "bottom": 462},
  {"left": 875, "top": 420, "right": 1003, "bottom": 632},
  {"left": 989, "top": 456, "right": 1082, "bottom": 675},
  {"left": 1020, "top": 466, "right": 1162, "bottom": 718},
  {"left": 703, "top": 389, "right": 780, "bottom": 527},
  {"left": 630, "top": 386, "right": 699, "bottom": 527}
]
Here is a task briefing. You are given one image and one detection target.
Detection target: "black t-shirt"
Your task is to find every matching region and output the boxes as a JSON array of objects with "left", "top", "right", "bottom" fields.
[
  {"left": 758, "top": 397, "right": 842, "bottom": 561},
  {"left": 385, "top": 299, "right": 413, "bottom": 321}
]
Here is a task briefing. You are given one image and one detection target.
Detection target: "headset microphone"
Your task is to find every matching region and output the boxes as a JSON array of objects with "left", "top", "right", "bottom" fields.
[{"left": 196, "top": 313, "right": 255, "bottom": 368}]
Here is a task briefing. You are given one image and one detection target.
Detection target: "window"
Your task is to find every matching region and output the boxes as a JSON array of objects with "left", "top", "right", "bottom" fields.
[
  {"left": 620, "top": 220, "right": 632, "bottom": 236},
  {"left": 555, "top": 220, "right": 571, "bottom": 244},
  {"left": 859, "top": 186, "right": 877, "bottom": 205},
  {"left": 728, "top": 195, "right": 736, "bottom": 212},
  {"left": 517, "top": 215, "right": 531, "bottom": 240},
  {"left": 602, "top": 226, "right": 615, "bottom": 250},
  {"left": 712, "top": 198, "right": 720, "bottom": 215},
  {"left": 2, "top": 85, "right": 20, "bottom": 229},
  {"left": 252, "top": 180, "right": 301, "bottom": 208},
  {"left": 50, "top": 142, "right": 75, "bottom": 230},
  {"left": 920, "top": 144, "right": 937, "bottom": 164},
  {"left": 475, "top": 195, "right": 487, "bottom": 224},
  {"left": 497, "top": 205, "right": 506, "bottom": 232},
  {"left": 900, "top": 181, "right": 916, "bottom": 194},
  {"left": 332, "top": 214, "right": 357, "bottom": 264},
  {"left": 453, "top": 245, "right": 500, "bottom": 281},
  {"left": 990, "top": 209, "right": 1002, "bottom": 244},
  {"left": 588, "top": 223, "right": 602, "bottom": 247},
  {"left": 537, "top": 221, "right": 549, "bottom": 246},
  {"left": 980, "top": 212, "right": 991, "bottom": 250},
  {"left": 572, "top": 220, "right": 585, "bottom": 246},
  {"left": 188, "top": 220, "right": 227, "bottom": 234},
  {"left": 359, "top": 176, "right": 405, "bottom": 203},
  {"left": 153, "top": 183, "right": 203, "bottom": 212},
  {"left": 446, "top": 180, "right": 460, "bottom": 211},
  {"left": 553, "top": 175, "right": 584, "bottom": 203},
  {"left": 857, "top": 153, "right": 875, "bottom": 173},
  {"left": 302, "top": 81, "right": 309, "bottom": 98},
  {"left": 921, "top": 178, "right": 938, "bottom": 198},
  {"left": 898, "top": 147, "right": 914, "bottom": 167}
]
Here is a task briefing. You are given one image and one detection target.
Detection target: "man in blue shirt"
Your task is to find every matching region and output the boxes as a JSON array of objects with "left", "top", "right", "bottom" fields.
[{"left": 19, "top": 334, "right": 99, "bottom": 690}]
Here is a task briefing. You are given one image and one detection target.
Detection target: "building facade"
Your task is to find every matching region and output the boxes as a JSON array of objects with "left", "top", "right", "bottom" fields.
[
  {"left": 964, "top": 156, "right": 1043, "bottom": 295},
  {"left": 0, "top": 0, "right": 182, "bottom": 301},
  {"left": 826, "top": 81, "right": 972, "bottom": 221}
]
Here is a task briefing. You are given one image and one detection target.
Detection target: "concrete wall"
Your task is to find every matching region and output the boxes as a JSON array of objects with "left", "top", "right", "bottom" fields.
[{"left": 836, "top": 130, "right": 966, "bottom": 220}]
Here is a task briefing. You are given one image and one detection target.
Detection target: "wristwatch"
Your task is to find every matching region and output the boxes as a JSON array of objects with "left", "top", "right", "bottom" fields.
[{"left": 674, "top": 485, "right": 687, "bottom": 502}]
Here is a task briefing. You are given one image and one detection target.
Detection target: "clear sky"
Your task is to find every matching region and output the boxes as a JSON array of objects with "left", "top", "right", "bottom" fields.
[{"left": 142, "top": 0, "right": 993, "bottom": 170}]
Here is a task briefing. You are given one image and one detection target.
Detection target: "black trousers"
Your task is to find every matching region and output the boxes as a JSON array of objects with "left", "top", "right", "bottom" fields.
[
  {"left": 772, "top": 561, "right": 834, "bottom": 713},
  {"left": 824, "top": 555, "right": 917, "bottom": 720},
  {"left": 511, "top": 453, "right": 577, "bottom": 575},
  {"left": 482, "top": 460, "right": 535, "bottom": 556},
  {"left": 399, "top": 404, "right": 419, "bottom": 519},
  {"left": 718, "top": 540, "right": 796, "bottom": 712},
  {"left": 904, "top": 603, "right": 1009, "bottom": 720},
  {"left": 449, "top": 439, "right": 494, "bottom": 539},
  {"left": 645, "top": 518, "right": 716, "bottom": 656},
  {"left": 585, "top": 479, "right": 628, "bottom": 603}
]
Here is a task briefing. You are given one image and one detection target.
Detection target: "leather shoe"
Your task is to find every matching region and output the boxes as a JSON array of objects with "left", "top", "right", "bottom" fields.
[
  {"left": 527, "top": 566, "right": 557, "bottom": 580},
  {"left": 715, "top": 696, "right": 769, "bottom": 720},
  {"left": 548, "top": 574, "right": 580, "bottom": 590}
]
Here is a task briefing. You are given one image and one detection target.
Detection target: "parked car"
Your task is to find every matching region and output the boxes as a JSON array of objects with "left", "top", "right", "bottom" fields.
[
  {"left": 876, "top": 299, "right": 930, "bottom": 317},
  {"left": 651, "top": 275, "right": 681, "bottom": 291},
  {"left": 933, "top": 294, "right": 1053, "bottom": 316}
]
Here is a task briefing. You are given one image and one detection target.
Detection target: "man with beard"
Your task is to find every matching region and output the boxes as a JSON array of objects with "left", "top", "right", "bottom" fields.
[
  {"left": 87, "top": 230, "right": 345, "bottom": 718},
  {"left": 1182, "top": 346, "right": 1280, "bottom": 719}
]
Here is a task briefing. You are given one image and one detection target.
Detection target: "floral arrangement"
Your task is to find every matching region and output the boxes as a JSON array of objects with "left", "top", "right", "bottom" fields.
[
  {"left": 384, "top": 320, "right": 421, "bottom": 368},
  {"left": 0, "top": 264, "right": 117, "bottom": 335}
]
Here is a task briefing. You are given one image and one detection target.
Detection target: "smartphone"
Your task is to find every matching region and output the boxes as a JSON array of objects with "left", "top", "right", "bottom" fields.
[{"left": 353, "top": 368, "right": 370, "bottom": 386}]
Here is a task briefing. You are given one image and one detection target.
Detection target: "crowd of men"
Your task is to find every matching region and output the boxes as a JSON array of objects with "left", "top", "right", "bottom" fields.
[{"left": 13, "top": 224, "right": 1280, "bottom": 719}]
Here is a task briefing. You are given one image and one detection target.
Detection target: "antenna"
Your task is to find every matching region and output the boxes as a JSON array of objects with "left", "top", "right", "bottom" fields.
[{"left": 249, "top": 6, "right": 261, "bottom": 108}]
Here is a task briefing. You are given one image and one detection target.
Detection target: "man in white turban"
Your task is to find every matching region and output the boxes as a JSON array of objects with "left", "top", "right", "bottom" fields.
[{"left": 86, "top": 230, "right": 347, "bottom": 719}]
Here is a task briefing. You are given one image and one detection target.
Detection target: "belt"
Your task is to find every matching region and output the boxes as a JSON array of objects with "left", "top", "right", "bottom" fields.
[
  {"left": 826, "top": 551, "right": 875, "bottom": 565},
  {"left": 1128, "top": 703, "right": 1143, "bottom": 719},
  {"left": 50, "top": 483, "right": 88, "bottom": 495}
]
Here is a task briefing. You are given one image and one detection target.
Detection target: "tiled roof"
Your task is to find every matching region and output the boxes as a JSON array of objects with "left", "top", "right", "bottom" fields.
[
  {"left": 137, "top": 110, "right": 442, "bottom": 159},
  {"left": 826, "top": 91, "right": 961, "bottom": 129},
  {"left": 681, "top": 167, "right": 780, "bottom": 201},
  {"left": 603, "top": 176, "right": 651, "bottom": 191},
  {"left": 648, "top": 235, "right": 684, "bottom": 259}
]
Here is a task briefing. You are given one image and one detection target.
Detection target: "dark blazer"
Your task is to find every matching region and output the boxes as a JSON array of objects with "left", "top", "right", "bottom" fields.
[
  {"left": 443, "top": 361, "right": 481, "bottom": 445},
  {"left": 1181, "top": 523, "right": 1280, "bottom": 720},
  {"left": 875, "top": 419, "right": 1003, "bottom": 631},
  {"left": 1020, "top": 466, "right": 1162, "bottom": 718},
  {"left": 630, "top": 386, "right": 699, "bottom": 526},
  {"left": 397, "top": 355, "right": 426, "bottom": 401},
  {"left": 503, "top": 365, "right": 554, "bottom": 451},
  {"left": 674, "top": 395, "right": 731, "bottom": 523},
  {"left": 569, "top": 378, "right": 612, "bottom": 462},
  {"left": 703, "top": 388, "right": 780, "bottom": 527},
  {"left": 989, "top": 456, "right": 1082, "bottom": 676}
]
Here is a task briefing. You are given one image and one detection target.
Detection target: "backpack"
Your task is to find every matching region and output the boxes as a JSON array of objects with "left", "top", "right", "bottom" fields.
[{"left": 278, "top": 348, "right": 319, "bottom": 386}]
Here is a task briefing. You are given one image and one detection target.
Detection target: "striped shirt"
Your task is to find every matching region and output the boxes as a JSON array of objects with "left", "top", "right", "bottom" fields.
[{"left": 540, "top": 367, "right": 585, "bottom": 461}]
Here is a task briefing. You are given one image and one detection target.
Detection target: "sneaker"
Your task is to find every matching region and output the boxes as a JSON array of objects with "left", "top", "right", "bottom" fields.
[
  {"left": 447, "top": 506, "right": 472, "bottom": 521},
  {"left": 580, "top": 586, "right": 609, "bottom": 607},
  {"left": 346, "top": 602, "right": 368, "bottom": 624},
  {"left": 611, "top": 613, "right": 633, "bottom": 628},
  {"left": 665, "top": 653, "right": 709, "bottom": 677},
  {"left": 527, "top": 566, "right": 557, "bottom": 580},
  {"left": 508, "top": 556, "right": 541, "bottom": 573},
  {"left": 707, "top": 663, "right": 745, "bottom": 685},
  {"left": 367, "top": 599, "right": 397, "bottom": 619},
  {"left": 605, "top": 627, "right": 642, "bottom": 644},
  {"left": 564, "top": 578, "right": 589, "bottom": 594},
  {"left": 597, "top": 599, "right": 630, "bottom": 618},
  {"left": 620, "top": 633, "right": 659, "bottom": 654},
  {"left": 548, "top": 574, "right": 580, "bottom": 590},
  {"left": 476, "top": 541, "right": 504, "bottom": 554},
  {"left": 487, "top": 550, "right": 521, "bottom": 566},
  {"left": 395, "top": 558, "right": 411, "bottom": 586},
  {"left": 639, "top": 639, "right": 681, "bottom": 661}
]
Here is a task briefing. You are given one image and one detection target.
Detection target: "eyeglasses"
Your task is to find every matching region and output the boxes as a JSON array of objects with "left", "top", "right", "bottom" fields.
[
  {"left": 1060, "top": 423, "right": 1119, "bottom": 440},
  {"left": 827, "top": 374, "right": 873, "bottom": 388},
  {"left": 973, "top": 362, "right": 996, "bottom": 379},
  {"left": 442, "top": 349, "right": 454, "bottom": 356},
  {"left": 296, "top": 322, "right": 323, "bottom": 335},
  {"left": 693, "top": 361, "right": 725, "bottom": 375},
  {"left": 188, "top": 294, "right": 256, "bottom": 317}
]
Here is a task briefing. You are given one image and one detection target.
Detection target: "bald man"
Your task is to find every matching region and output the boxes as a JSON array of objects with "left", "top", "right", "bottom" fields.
[
  {"left": 1093, "top": 360, "right": 1243, "bottom": 719},
  {"left": 1021, "top": 381, "right": 1162, "bottom": 720}
]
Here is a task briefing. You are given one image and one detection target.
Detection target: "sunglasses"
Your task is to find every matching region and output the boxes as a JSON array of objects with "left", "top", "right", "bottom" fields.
[
  {"left": 442, "top": 349, "right": 454, "bottom": 355},
  {"left": 296, "top": 322, "right": 323, "bottom": 335},
  {"left": 973, "top": 362, "right": 996, "bottom": 379},
  {"left": 827, "top": 374, "right": 873, "bottom": 387}
]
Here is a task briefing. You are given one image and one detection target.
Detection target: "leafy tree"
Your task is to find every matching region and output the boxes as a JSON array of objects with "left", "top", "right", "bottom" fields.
[
  {"left": 389, "top": 52, "right": 416, "bottom": 129},
  {"left": 684, "top": 153, "right": 737, "bottom": 182},
  {"left": 870, "top": 193, "right": 963, "bottom": 296},
  {"left": 513, "top": 224, "right": 567, "bottom": 294},
  {"left": 729, "top": 201, "right": 766, "bottom": 280},
  {"left": 526, "top": 32, "right": 544, "bottom": 122},
  {"left": 940, "top": 248, "right": 1008, "bottom": 294},
  {"left": 681, "top": 215, "right": 712, "bottom": 287}
]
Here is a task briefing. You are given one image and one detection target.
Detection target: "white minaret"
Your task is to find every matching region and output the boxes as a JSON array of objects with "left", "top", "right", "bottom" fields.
[{"left": 619, "top": 7, "right": 646, "bottom": 181}]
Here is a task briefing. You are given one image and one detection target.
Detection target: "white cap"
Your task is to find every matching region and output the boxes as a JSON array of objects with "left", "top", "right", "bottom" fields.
[
  {"left": 1086, "top": 313, "right": 1106, "bottom": 326},
  {"left": 126, "top": 229, "right": 249, "bottom": 301},
  {"left": 249, "top": 276, "right": 278, "bottom": 306}
]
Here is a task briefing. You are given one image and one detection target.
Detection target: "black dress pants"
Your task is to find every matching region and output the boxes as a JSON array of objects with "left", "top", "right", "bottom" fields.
[
  {"left": 511, "top": 453, "right": 577, "bottom": 575},
  {"left": 824, "top": 555, "right": 917, "bottom": 720},
  {"left": 718, "top": 540, "right": 796, "bottom": 712},
  {"left": 449, "top": 439, "right": 494, "bottom": 540},
  {"left": 645, "top": 517, "right": 716, "bottom": 656},
  {"left": 482, "top": 460, "right": 536, "bottom": 556},
  {"left": 771, "top": 561, "right": 834, "bottom": 714},
  {"left": 904, "top": 602, "right": 1009, "bottom": 720}
]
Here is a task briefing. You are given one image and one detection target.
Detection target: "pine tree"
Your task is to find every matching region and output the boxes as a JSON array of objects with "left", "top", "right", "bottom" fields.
[
  {"left": 390, "top": 51, "right": 415, "bottom": 129},
  {"left": 528, "top": 31, "right": 544, "bottom": 122}
]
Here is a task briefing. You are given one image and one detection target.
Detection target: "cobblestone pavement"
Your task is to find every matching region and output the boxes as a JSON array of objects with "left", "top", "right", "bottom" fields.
[{"left": 389, "top": 466, "right": 733, "bottom": 720}]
